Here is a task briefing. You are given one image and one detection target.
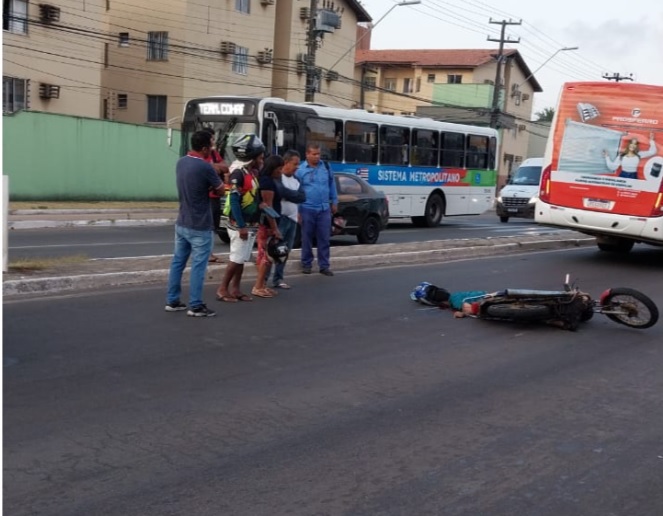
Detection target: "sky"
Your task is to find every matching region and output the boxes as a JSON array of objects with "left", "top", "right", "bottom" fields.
[{"left": 355, "top": 0, "right": 663, "bottom": 117}]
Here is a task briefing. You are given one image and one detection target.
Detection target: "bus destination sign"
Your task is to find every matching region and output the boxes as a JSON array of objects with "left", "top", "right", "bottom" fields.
[{"left": 197, "top": 102, "right": 254, "bottom": 116}]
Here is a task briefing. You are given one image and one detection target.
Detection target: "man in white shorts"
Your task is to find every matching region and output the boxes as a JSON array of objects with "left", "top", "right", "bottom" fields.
[{"left": 216, "top": 134, "right": 265, "bottom": 303}]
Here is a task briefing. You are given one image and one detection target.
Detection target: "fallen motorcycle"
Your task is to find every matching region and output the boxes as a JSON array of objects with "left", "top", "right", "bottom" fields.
[{"left": 474, "top": 275, "right": 659, "bottom": 331}]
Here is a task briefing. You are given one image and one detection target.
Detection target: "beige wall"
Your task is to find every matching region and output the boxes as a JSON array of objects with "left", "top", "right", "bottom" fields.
[{"left": 3, "top": 0, "right": 105, "bottom": 118}]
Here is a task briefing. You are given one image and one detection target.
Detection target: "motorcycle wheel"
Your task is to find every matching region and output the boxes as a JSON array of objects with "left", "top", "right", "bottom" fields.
[
  {"left": 602, "top": 288, "right": 659, "bottom": 329},
  {"left": 484, "top": 303, "right": 552, "bottom": 320}
]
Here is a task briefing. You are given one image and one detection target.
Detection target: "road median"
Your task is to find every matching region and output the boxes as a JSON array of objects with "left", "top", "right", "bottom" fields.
[{"left": 3, "top": 233, "right": 594, "bottom": 298}]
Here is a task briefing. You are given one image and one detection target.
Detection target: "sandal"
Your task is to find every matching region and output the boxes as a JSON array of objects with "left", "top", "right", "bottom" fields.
[
  {"left": 234, "top": 293, "right": 254, "bottom": 302},
  {"left": 216, "top": 293, "right": 238, "bottom": 303},
  {"left": 208, "top": 255, "right": 221, "bottom": 263},
  {"left": 274, "top": 282, "right": 291, "bottom": 290},
  {"left": 266, "top": 287, "right": 278, "bottom": 296},
  {"left": 251, "top": 288, "right": 273, "bottom": 298}
]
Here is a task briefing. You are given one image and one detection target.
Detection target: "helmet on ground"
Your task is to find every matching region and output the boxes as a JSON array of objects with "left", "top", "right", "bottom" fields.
[
  {"left": 410, "top": 282, "right": 450, "bottom": 306},
  {"left": 231, "top": 134, "right": 265, "bottom": 161},
  {"left": 331, "top": 216, "right": 347, "bottom": 236},
  {"left": 267, "top": 237, "right": 290, "bottom": 264}
]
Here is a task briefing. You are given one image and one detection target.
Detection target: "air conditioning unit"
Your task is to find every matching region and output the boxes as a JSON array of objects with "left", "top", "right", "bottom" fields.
[
  {"left": 522, "top": 93, "right": 530, "bottom": 101},
  {"left": 296, "top": 61, "right": 307, "bottom": 74},
  {"left": 325, "top": 70, "right": 339, "bottom": 81},
  {"left": 256, "top": 50, "right": 273, "bottom": 64},
  {"left": 220, "top": 41, "right": 236, "bottom": 54},
  {"left": 299, "top": 7, "right": 310, "bottom": 19},
  {"left": 39, "top": 83, "right": 60, "bottom": 99},
  {"left": 260, "top": 0, "right": 275, "bottom": 5},
  {"left": 39, "top": 4, "right": 61, "bottom": 23},
  {"left": 518, "top": 124, "right": 527, "bottom": 131}
]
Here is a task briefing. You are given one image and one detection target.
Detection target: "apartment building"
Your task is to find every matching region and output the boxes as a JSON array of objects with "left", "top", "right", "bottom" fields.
[
  {"left": 3, "top": 0, "right": 371, "bottom": 124},
  {"left": 354, "top": 48, "right": 543, "bottom": 185},
  {"left": 3, "top": 0, "right": 106, "bottom": 117}
]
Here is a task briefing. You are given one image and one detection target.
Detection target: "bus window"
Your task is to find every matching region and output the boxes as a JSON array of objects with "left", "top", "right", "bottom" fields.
[
  {"left": 466, "top": 135, "right": 489, "bottom": 169},
  {"left": 346, "top": 121, "right": 378, "bottom": 164},
  {"left": 380, "top": 125, "right": 410, "bottom": 165},
  {"left": 411, "top": 129, "right": 438, "bottom": 167},
  {"left": 306, "top": 117, "right": 343, "bottom": 161},
  {"left": 488, "top": 136, "right": 497, "bottom": 170},
  {"left": 440, "top": 132, "right": 465, "bottom": 168}
]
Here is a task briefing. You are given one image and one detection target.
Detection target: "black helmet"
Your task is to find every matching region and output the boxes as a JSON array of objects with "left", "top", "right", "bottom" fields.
[
  {"left": 267, "top": 237, "right": 290, "bottom": 264},
  {"left": 231, "top": 134, "right": 265, "bottom": 160}
]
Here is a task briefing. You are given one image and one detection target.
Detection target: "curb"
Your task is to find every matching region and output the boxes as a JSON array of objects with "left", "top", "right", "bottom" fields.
[
  {"left": 9, "top": 218, "right": 176, "bottom": 230},
  {"left": 2, "top": 236, "right": 596, "bottom": 298}
]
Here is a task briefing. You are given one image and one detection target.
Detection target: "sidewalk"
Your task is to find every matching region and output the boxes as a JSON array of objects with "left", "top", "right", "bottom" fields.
[{"left": 3, "top": 208, "right": 595, "bottom": 298}]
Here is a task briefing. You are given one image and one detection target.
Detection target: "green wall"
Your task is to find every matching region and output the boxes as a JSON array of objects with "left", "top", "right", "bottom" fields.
[
  {"left": 432, "top": 84, "right": 496, "bottom": 108},
  {"left": 2, "top": 111, "right": 182, "bottom": 201}
]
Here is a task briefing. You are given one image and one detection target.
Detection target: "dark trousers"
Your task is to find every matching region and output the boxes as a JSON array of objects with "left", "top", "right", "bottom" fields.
[{"left": 300, "top": 207, "right": 332, "bottom": 270}]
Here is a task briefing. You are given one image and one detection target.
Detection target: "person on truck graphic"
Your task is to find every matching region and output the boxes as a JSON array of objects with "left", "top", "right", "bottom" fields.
[{"left": 603, "top": 131, "right": 657, "bottom": 180}]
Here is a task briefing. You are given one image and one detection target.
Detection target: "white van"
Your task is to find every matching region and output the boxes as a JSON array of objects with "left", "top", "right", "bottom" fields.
[{"left": 495, "top": 157, "right": 544, "bottom": 222}]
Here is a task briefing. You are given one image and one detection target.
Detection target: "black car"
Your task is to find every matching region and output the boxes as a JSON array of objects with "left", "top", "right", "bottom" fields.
[{"left": 217, "top": 172, "right": 389, "bottom": 245}]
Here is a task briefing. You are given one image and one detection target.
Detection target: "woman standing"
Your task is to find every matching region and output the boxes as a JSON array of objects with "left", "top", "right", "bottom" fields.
[{"left": 251, "top": 155, "right": 284, "bottom": 298}]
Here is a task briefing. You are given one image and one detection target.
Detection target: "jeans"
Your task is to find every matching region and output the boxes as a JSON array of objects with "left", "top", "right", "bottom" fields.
[
  {"left": 300, "top": 207, "right": 332, "bottom": 270},
  {"left": 271, "top": 216, "right": 298, "bottom": 286},
  {"left": 166, "top": 225, "right": 213, "bottom": 308}
]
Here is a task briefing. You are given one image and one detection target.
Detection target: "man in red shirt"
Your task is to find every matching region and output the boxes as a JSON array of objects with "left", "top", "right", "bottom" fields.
[{"left": 203, "top": 128, "right": 229, "bottom": 263}]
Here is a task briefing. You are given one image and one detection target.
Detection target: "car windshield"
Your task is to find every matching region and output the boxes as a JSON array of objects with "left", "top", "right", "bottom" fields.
[{"left": 509, "top": 165, "right": 542, "bottom": 186}]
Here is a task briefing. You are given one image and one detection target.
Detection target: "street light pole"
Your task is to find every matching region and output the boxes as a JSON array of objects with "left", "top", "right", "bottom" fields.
[
  {"left": 519, "top": 46, "right": 579, "bottom": 88},
  {"left": 326, "top": 0, "right": 421, "bottom": 75}
]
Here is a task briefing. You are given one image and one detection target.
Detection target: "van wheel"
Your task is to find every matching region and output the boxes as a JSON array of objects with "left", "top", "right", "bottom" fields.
[{"left": 500, "top": 216, "right": 509, "bottom": 223}]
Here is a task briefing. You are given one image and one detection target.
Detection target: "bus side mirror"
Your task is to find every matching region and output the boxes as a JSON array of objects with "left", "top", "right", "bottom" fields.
[{"left": 276, "top": 130, "right": 284, "bottom": 147}]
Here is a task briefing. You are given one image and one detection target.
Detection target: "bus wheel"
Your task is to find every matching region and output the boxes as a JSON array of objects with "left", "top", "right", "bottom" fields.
[
  {"left": 412, "top": 194, "right": 444, "bottom": 227},
  {"left": 597, "top": 239, "right": 634, "bottom": 253},
  {"left": 500, "top": 216, "right": 509, "bottom": 223}
]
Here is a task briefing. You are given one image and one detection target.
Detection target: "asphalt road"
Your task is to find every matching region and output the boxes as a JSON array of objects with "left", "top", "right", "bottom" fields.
[
  {"left": 7, "top": 214, "right": 574, "bottom": 260},
  {"left": 5, "top": 246, "right": 663, "bottom": 515}
]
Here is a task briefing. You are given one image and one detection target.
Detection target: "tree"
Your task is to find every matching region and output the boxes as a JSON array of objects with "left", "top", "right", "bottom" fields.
[{"left": 535, "top": 107, "right": 555, "bottom": 122}]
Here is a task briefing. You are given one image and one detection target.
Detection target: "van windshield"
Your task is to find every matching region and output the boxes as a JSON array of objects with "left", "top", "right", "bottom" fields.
[{"left": 509, "top": 165, "right": 542, "bottom": 186}]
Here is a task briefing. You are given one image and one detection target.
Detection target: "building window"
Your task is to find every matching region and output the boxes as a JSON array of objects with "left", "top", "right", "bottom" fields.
[
  {"left": 363, "top": 76, "right": 376, "bottom": 91},
  {"left": 427, "top": 73, "right": 435, "bottom": 83},
  {"left": 402, "top": 78, "right": 412, "bottom": 94},
  {"left": 118, "top": 32, "right": 130, "bottom": 47},
  {"left": 147, "top": 31, "right": 168, "bottom": 61},
  {"left": 383, "top": 78, "right": 396, "bottom": 91},
  {"left": 447, "top": 74, "right": 462, "bottom": 84},
  {"left": 235, "top": 0, "right": 250, "bottom": 14},
  {"left": 2, "top": 76, "right": 27, "bottom": 113},
  {"left": 232, "top": 46, "right": 249, "bottom": 75},
  {"left": 147, "top": 95, "right": 167, "bottom": 123},
  {"left": 3, "top": 0, "right": 28, "bottom": 34},
  {"left": 117, "top": 93, "right": 128, "bottom": 109}
]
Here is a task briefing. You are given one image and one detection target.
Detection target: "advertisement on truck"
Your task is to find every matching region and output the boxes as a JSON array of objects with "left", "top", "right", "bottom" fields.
[{"left": 536, "top": 82, "right": 663, "bottom": 252}]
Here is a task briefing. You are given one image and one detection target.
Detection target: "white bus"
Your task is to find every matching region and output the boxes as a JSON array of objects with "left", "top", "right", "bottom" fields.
[
  {"left": 181, "top": 96, "right": 499, "bottom": 227},
  {"left": 535, "top": 82, "right": 663, "bottom": 252}
]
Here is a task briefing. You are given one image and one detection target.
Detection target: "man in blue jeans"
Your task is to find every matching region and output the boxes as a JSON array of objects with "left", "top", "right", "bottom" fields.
[
  {"left": 166, "top": 130, "right": 224, "bottom": 317},
  {"left": 296, "top": 144, "right": 338, "bottom": 276}
]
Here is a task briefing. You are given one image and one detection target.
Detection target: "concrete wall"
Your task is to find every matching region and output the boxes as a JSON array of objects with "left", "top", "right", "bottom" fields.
[{"left": 3, "top": 111, "right": 180, "bottom": 200}]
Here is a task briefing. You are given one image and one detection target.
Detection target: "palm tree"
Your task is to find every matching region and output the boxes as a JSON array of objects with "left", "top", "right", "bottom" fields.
[{"left": 535, "top": 108, "right": 555, "bottom": 122}]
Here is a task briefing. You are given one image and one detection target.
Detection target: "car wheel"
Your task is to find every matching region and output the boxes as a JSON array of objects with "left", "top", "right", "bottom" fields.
[
  {"left": 217, "top": 229, "right": 230, "bottom": 244},
  {"left": 500, "top": 216, "right": 509, "bottom": 223},
  {"left": 357, "top": 216, "right": 381, "bottom": 244}
]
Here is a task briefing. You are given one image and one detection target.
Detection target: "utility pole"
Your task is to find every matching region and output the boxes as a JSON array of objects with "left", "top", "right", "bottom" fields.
[
  {"left": 602, "top": 72, "right": 634, "bottom": 82},
  {"left": 487, "top": 19, "right": 521, "bottom": 128},
  {"left": 305, "top": 0, "right": 319, "bottom": 102}
]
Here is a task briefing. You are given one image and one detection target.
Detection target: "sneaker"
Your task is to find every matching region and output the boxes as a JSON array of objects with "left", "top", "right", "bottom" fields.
[
  {"left": 187, "top": 304, "right": 217, "bottom": 317},
  {"left": 302, "top": 267, "right": 312, "bottom": 274},
  {"left": 165, "top": 301, "right": 187, "bottom": 312},
  {"left": 320, "top": 269, "right": 334, "bottom": 277}
]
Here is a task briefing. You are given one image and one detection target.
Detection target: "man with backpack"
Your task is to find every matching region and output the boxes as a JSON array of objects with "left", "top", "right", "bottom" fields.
[
  {"left": 215, "top": 134, "right": 265, "bottom": 303},
  {"left": 296, "top": 143, "right": 338, "bottom": 276}
]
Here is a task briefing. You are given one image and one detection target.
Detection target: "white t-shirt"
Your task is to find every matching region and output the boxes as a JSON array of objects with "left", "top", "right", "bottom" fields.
[{"left": 280, "top": 174, "right": 300, "bottom": 222}]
